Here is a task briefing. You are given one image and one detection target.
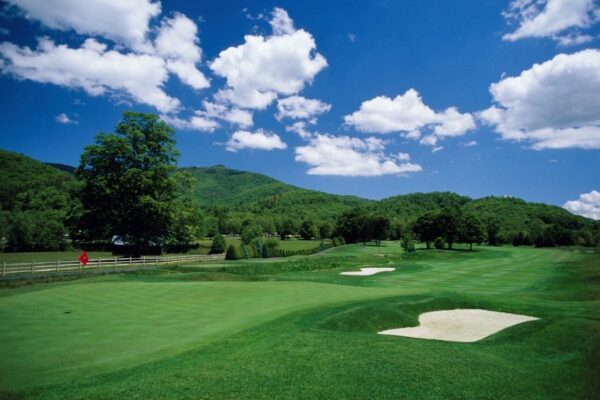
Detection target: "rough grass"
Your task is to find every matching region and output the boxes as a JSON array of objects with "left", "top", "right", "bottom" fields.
[{"left": 0, "top": 244, "right": 598, "bottom": 399}]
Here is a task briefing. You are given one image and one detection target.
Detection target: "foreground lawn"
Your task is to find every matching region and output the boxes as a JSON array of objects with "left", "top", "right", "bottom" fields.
[{"left": 0, "top": 244, "right": 598, "bottom": 399}]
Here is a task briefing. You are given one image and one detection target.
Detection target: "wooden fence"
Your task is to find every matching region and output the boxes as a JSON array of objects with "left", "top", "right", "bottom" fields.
[{"left": 0, "top": 253, "right": 224, "bottom": 279}]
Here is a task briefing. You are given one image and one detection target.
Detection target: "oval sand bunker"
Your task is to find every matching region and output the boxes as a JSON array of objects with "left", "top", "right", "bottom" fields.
[
  {"left": 340, "top": 267, "right": 395, "bottom": 276},
  {"left": 379, "top": 309, "right": 538, "bottom": 343}
]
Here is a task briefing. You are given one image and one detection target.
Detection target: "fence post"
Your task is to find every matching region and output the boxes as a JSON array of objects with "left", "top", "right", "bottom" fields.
[
  {"left": 98, "top": 257, "right": 101, "bottom": 269},
  {"left": 143, "top": 256, "right": 146, "bottom": 267},
  {"left": 114, "top": 257, "right": 117, "bottom": 268},
  {"left": 56, "top": 260, "right": 60, "bottom": 272},
  {"left": 31, "top": 261, "right": 35, "bottom": 275},
  {"left": 2, "top": 261, "right": 5, "bottom": 277},
  {"left": 167, "top": 255, "right": 170, "bottom": 265},
  {"left": 129, "top": 256, "right": 132, "bottom": 267}
]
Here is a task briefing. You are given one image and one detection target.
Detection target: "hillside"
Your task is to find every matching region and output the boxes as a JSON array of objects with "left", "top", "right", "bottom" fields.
[
  {"left": 183, "top": 165, "right": 371, "bottom": 220},
  {"left": 0, "top": 150, "right": 76, "bottom": 211},
  {"left": 0, "top": 150, "right": 78, "bottom": 251},
  {"left": 2, "top": 150, "right": 597, "bottom": 246},
  {"left": 376, "top": 192, "right": 472, "bottom": 221},
  {"left": 183, "top": 165, "right": 299, "bottom": 207}
]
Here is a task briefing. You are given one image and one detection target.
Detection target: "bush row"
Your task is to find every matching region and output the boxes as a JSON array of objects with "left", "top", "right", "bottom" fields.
[{"left": 225, "top": 237, "right": 345, "bottom": 260}]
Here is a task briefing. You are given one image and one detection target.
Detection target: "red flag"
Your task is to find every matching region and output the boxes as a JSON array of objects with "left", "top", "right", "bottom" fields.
[{"left": 78, "top": 251, "right": 89, "bottom": 266}]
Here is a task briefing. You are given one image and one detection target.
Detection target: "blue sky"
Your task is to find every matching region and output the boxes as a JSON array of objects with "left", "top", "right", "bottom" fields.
[{"left": 0, "top": 0, "right": 599, "bottom": 216}]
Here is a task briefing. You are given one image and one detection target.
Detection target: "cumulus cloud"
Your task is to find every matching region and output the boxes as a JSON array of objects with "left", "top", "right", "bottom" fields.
[
  {"left": 295, "top": 134, "right": 422, "bottom": 176},
  {"left": 160, "top": 101, "right": 253, "bottom": 132},
  {"left": 161, "top": 113, "right": 219, "bottom": 132},
  {"left": 502, "top": 0, "right": 598, "bottom": 45},
  {"left": 209, "top": 8, "right": 327, "bottom": 109},
  {"left": 395, "top": 152, "right": 411, "bottom": 161},
  {"left": 55, "top": 113, "right": 77, "bottom": 124},
  {"left": 1, "top": 1, "right": 212, "bottom": 112},
  {"left": 563, "top": 190, "right": 600, "bottom": 220},
  {"left": 6, "top": 0, "right": 161, "bottom": 51},
  {"left": 154, "top": 12, "right": 209, "bottom": 90},
  {"left": 344, "top": 89, "right": 475, "bottom": 146},
  {"left": 269, "top": 7, "right": 295, "bottom": 35},
  {"left": 0, "top": 38, "right": 180, "bottom": 112},
  {"left": 285, "top": 121, "right": 313, "bottom": 139},
  {"left": 479, "top": 49, "right": 600, "bottom": 150},
  {"left": 226, "top": 129, "right": 287, "bottom": 152},
  {"left": 276, "top": 95, "right": 331, "bottom": 120},
  {"left": 200, "top": 101, "right": 253, "bottom": 128}
]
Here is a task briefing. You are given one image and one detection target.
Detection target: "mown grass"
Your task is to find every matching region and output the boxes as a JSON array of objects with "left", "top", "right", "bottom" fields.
[{"left": 0, "top": 243, "right": 598, "bottom": 399}]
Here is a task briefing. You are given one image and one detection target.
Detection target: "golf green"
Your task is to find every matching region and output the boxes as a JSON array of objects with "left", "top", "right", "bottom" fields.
[{"left": 0, "top": 244, "right": 598, "bottom": 399}]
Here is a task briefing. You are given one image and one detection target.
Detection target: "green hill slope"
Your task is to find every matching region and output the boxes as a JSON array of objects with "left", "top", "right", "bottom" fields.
[
  {"left": 183, "top": 165, "right": 371, "bottom": 220},
  {"left": 0, "top": 150, "right": 78, "bottom": 251}
]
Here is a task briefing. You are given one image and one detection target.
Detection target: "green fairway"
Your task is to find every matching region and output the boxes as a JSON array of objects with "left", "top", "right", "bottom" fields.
[{"left": 0, "top": 244, "right": 598, "bottom": 399}]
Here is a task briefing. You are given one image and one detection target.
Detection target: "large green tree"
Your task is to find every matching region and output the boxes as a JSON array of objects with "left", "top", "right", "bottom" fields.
[
  {"left": 73, "top": 112, "right": 197, "bottom": 254},
  {"left": 459, "top": 213, "right": 486, "bottom": 251}
]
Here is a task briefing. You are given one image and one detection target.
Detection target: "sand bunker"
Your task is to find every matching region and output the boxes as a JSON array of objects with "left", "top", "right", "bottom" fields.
[
  {"left": 340, "top": 267, "right": 395, "bottom": 276},
  {"left": 378, "top": 309, "right": 538, "bottom": 342}
]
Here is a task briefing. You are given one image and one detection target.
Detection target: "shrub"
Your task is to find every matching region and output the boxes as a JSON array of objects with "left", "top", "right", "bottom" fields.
[
  {"left": 264, "top": 237, "right": 279, "bottom": 248},
  {"left": 225, "top": 244, "right": 241, "bottom": 260},
  {"left": 401, "top": 236, "right": 416, "bottom": 252},
  {"left": 252, "top": 239, "right": 264, "bottom": 257},
  {"left": 261, "top": 244, "right": 271, "bottom": 258},
  {"left": 434, "top": 237, "right": 445, "bottom": 249},
  {"left": 241, "top": 225, "right": 262, "bottom": 245},
  {"left": 210, "top": 234, "right": 226, "bottom": 254}
]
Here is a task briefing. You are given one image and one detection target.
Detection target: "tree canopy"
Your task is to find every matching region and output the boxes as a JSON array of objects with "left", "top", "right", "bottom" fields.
[{"left": 73, "top": 112, "right": 198, "bottom": 254}]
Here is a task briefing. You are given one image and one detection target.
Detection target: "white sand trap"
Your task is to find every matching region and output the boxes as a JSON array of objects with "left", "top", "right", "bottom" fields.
[
  {"left": 340, "top": 267, "right": 395, "bottom": 276},
  {"left": 378, "top": 309, "right": 538, "bottom": 343}
]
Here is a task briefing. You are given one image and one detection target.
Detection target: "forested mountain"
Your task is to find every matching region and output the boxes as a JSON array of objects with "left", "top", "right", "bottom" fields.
[
  {"left": 2, "top": 150, "right": 598, "bottom": 250},
  {"left": 0, "top": 150, "right": 78, "bottom": 251},
  {"left": 184, "top": 165, "right": 370, "bottom": 221},
  {"left": 376, "top": 192, "right": 471, "bottom": 220}
]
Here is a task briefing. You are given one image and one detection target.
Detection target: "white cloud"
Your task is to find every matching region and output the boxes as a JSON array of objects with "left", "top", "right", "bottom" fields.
[
  {"left": 55, "top": 113, "right": 77, "bottom": 124},
  {"left": 295, "top": 134, "right": 422, "bottom": 176},
  {"left": 160, "top": 113, "right": 218, "bottom": 132},
  {"left": 276, "top": 95, "right": 331, "bottom": 120},
  {"left": 503, "top": 0, "right": 598, "bottom": 45},
  {"left": 209, "top": 8, "right": 327, "bottom": 109},
  {"left": 6, "top": 0, "right": 161, "bottom": 51},
  {"left": 285, "top": 121, "right": 313, "bottom": 139},
  {"left": 200, "top": 101, "right": 253, "bottom": 128},
  {"left": 563, "top": 190, "right": 600, "bottom": 220},
  {"left": 462, "top": 140, "right": 478, "bottom": 147},
  {"left": 0, "top": 38, "right": 179, "bottom": 112},
  {"left": 479, "top": 49, "right": 600, "bottom": 150},
  {"left": 344, "top": 89, "right": 475, "bottom": 146},
  {"left": 395, "top": 152, "right": 411, "bottom": 161},
  {"left": 226, "top": 129, "right": 287, "bottom": 152},
  {"left": 154, "top": 12, "right": 209, "bottom": 90},
  {"left": 269, "top": 7, "right": 294, "bottom": 36}
]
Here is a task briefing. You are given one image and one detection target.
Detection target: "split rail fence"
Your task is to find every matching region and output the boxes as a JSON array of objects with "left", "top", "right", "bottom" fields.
[{"left": 0, "top": 253, "right": 224, "bottom": 280}]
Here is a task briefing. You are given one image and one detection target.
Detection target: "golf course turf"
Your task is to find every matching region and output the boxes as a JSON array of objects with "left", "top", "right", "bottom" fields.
[{"left": 0, "top": 244, "right": 598, "bottom": 399}]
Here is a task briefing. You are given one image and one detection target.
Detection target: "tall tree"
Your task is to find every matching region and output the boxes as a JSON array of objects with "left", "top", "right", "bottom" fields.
[
  {"left": 299, "top": 219, "right": 318, "bottom": 240},
  {"left": 74, "top": 112, "right": 195, "bottom": 255},
  {"left": 370, "top": 214, "right": 391, "bottom": 246},
  {"left": 279, "top": 217, "right": 296, "bottom": 240},
  {"left": 413, "top": 211, "right": 440, "bottom": 249},
  {"left": 459, "top": 213, "right": 485, "bottom": 251},
  {"left": 435, "top": 207, "right": 462, "bottom": 250}
]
